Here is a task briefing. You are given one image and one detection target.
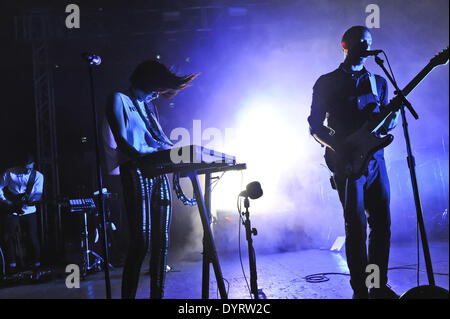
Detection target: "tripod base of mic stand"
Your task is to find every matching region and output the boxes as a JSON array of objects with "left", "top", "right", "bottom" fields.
[
  {"left": 400, "top": 285, "right": 449, "bottom": 299},
  {"left": 82, "top": 250, "right": 114, "bottom": 277}
]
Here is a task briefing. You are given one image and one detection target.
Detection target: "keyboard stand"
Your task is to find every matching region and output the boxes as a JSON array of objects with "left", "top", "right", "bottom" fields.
[
  {"left": 140, "top": 162, "right": 246, "bottom": 299},
  {"left": 189, "top": 171, "right": 227, "bottom": 299},
  {"left": 202, "top": 172, "right": 212, "bottom": 299}
]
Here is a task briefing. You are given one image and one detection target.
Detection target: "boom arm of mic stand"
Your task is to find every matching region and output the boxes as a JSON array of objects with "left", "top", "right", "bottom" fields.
[{"left": 374, "top": 55, "right": 419, "bottom": 119}]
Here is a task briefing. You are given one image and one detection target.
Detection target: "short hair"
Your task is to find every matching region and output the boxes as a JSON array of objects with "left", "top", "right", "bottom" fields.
[
  {"left": 130, "top": 60, "right": 199, "bottom": 98},
  {"left": 341, "top": 25, "right": 370, "bottom": 50},
  {"left": 18, "top": 152, "right": 36, "bottom": 166}
]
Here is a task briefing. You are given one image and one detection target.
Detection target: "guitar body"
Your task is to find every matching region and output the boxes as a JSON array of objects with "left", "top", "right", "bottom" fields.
[
  {"left": 1, "top": 188, "right": 28, "bottom": 215},
  {"left": 339, "top": 122, "right": 394, "bottom": 179}
]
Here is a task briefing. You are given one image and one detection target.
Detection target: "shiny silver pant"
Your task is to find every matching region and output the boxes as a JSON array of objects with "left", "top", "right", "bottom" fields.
[{"left": 120, "top": 164, "right": 171, "bottom": 299}]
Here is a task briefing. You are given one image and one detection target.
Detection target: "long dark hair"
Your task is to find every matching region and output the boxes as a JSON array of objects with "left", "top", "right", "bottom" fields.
[{"left": 130, "top": 60, "right": 199, "bottom": 98}]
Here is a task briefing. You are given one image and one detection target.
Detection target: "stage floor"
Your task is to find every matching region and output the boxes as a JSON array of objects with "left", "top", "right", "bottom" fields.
[{"left": 0, "top": 241, "right": 448, "bottom": 299}]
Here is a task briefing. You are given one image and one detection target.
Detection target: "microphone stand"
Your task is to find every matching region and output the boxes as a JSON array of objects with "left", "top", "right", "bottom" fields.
[
  {"left": 374, "top": 54, "right": 448, "bottom": 298},
  {"left": 85, "top": 57, "right": 112, "bottom": 299},
  {"left": 242, "top": 197, "right": 265, "bottom": 299}
]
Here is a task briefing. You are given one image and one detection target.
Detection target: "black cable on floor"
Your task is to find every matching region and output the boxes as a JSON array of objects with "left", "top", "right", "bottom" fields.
[
  {"left": 304, "top": 263, "right": 449, "bottom": 284},
  {"left": 304, "top": 272, "right": 350, "bottom": 283},
  {"left": 388, "top": 265, "right": 449, "bottom": 277}
]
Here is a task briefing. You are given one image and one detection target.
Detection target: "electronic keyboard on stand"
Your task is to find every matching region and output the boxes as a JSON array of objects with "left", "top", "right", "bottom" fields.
[
  {"left": 68, "top": 198, "right": 96, "bottom": 213},
  {"left": 137, "top": 144, "right": 245, "bottom": 176},
  {"left": 137, "top": 145, "right": 246, "bottom": 299}
]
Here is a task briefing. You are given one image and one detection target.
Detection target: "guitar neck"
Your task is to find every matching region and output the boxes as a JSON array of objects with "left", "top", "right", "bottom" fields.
[
  {"left": 368, "top": 62, "right": 436, "bottom": 133},
  {"left": 402, "top": 63, "right": 436, "bottom": 97}
]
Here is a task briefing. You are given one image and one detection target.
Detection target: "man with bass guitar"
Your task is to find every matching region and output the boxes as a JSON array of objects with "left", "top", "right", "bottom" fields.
[{"left": 308, "top": 25, "right": 400, "bottom": 299}]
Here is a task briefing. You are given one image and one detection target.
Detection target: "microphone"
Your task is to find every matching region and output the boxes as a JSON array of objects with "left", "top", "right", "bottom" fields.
[
  {"left": 361, "top": 49, "right": 383, "bottom": 57},
  {"left": 239, "top": 181, "right": 263, "bottom": 200},
  {"left": 82, "top": 52, "right": 102, "bottom": 66}
]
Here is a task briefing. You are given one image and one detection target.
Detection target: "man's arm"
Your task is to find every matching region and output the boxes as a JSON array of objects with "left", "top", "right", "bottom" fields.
[
  {"left": 0, "top": 171, "right": 13, "bottom": 205},
  {"left": 378, "top": 76, "right": 400, "bottom": 134},
  {"left": 308, "top": 77, "right": 340, "bottom": 152},
  {"left": 382, "top": 111, "right": 400, "bottom": 133}
]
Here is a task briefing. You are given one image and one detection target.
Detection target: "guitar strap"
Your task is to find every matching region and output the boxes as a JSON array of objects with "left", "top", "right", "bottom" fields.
[
  {"left": 368, "top": 72, "right": 380, "bottom": 103},
  {"left": 24, "top": 170, "right": 37, "bottom": 200},
  {"left": 145, "top": 104, "right": 174, "bottom": 146},
  {"left": 132, "top": 99, "right": 174, "bottom": 147}
]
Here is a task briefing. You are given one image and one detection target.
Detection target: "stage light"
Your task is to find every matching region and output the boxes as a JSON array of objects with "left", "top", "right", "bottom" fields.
[{"left": 211, "top": 94, "right": 306, "bottom": 215}]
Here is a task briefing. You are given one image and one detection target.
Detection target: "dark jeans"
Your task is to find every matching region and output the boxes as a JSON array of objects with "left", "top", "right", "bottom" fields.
[
  {"left": 0, "top": 213, "right": 41, "bottom": 268},
  {"left": 120, "top": 163, "right": 172, "bottom": 299},
  {"left": 334, "top": 157, "right": 391, "bottom": 293}
]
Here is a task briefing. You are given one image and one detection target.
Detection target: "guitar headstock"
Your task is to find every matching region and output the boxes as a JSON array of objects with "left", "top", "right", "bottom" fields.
[{"left": 430, "top": 46, "right": 449, "bottom": 67}]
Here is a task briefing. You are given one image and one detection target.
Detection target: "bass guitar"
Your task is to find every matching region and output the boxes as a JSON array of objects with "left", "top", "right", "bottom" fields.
[
  {"left": 0, "top": 188, "right": 39, "bottom": 216},
  {"left": 334, "top": 47, "right": 449, "bottom": 179}
]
